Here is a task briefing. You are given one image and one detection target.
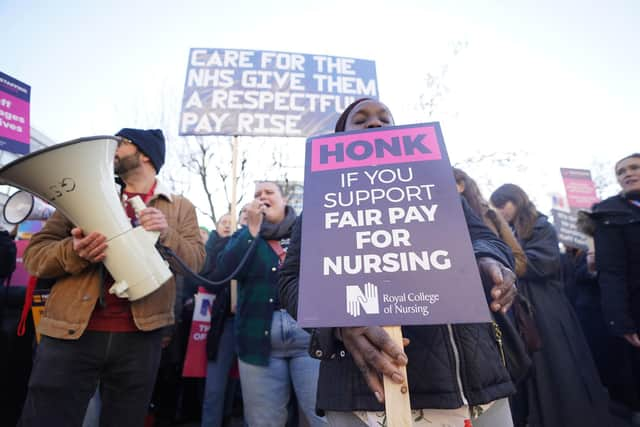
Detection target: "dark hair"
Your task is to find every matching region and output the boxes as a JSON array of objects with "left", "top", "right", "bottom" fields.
[
  {"left": 334, "top": 98, "right": 374, "bottom": 132},
  {"left": 490, "top": 183, "right": 538, "bottom": 240},
  {"left": 615, "top": 153, "right": 640, "bottom": 171},
  {"left": 452, "top": 168, "right": 486, "bottom": 218}
]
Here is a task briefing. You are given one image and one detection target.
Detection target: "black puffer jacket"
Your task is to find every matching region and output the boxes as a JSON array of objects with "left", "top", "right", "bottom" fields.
[
  {"left": 278, "top": 199, "right": 516, "bottom": 411},
  {"left": 591, "top": 193, "right": 640, "bottom": 336}
]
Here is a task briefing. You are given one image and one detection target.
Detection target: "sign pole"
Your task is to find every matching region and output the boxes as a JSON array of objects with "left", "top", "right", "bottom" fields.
[
  {"left": 382, "top": 325, "right": 412, "bottom": 426},
  {"left": 229, "top": 135, "right": 239, "bottom": 312}
]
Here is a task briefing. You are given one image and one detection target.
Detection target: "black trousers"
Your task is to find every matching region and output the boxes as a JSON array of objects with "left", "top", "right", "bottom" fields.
[{"left": 19, "top": 329, "right": 162, "bottom": 427}]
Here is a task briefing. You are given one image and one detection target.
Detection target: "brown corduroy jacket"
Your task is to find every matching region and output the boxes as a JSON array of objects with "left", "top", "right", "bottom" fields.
[{"left": 24, "top": 181, "right": 205, "bottom": 339}]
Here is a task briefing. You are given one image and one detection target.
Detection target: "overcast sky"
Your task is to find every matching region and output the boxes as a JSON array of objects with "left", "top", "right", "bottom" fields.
[{"left": 2, "top": 0, "right": 638, "bottom": 225}]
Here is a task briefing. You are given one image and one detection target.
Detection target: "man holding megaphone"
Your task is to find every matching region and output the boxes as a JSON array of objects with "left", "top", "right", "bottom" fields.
[{"left": 18, "top": 129, "right": 205, "bottom": 427}]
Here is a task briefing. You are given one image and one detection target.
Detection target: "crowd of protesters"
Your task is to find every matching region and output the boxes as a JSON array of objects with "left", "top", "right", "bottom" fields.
[{"left": 1, "top": 99, "right": 639, "bottom": 427}]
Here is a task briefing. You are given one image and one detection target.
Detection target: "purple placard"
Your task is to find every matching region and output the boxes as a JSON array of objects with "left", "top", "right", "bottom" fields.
[
  {"left": 0, "top": 71, "right": 30, "bottom": 155},
  {"left": 297, "top": 123, "right": 491, "bottom": 327}
]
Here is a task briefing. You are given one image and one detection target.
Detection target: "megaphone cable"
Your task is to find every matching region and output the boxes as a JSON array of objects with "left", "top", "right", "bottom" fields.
[{"left": 155, "top": 238, "right": 259, "bottom": 293}]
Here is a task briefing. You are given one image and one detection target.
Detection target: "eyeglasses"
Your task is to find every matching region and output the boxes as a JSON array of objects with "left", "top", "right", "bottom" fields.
[{"left": 117, "top": 137, "right": 134, "bottom": 147}]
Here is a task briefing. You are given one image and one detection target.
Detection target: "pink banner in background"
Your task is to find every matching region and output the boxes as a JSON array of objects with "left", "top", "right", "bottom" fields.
[
  {"left": 0, "top": 91, "right": 30, "bottom": 144},
  {"left": 9, "top": 240, "right": 29, "bottom": 287},
  {"left": 560, "top": 168, "right": 600, "bottom": 210},
  {"left": 0, "top": 71, "right": 30, "bottom": 154}
]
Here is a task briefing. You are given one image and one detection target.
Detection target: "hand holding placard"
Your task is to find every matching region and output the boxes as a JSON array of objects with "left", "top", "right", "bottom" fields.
[
  {"left": 478, "top": 257, "right": 517, "bottom": 314},
  {"left": 338, "top": 325, "right": 408, "bottom": 403}
]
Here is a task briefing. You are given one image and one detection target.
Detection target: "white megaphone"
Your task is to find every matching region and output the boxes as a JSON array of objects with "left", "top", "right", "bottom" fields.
[
  {"left": 3, "top": 191, "right": 56, "bottom": 224},
  {"left": 0, "top": 136, "right": 172, "bottom": 301}
]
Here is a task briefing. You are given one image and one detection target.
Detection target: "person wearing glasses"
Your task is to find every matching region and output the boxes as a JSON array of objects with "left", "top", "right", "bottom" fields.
[{"left": 18, "top": 128, "right": 205, "bottom": 427}]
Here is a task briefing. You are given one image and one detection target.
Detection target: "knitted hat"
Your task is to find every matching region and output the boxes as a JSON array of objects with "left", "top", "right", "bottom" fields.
[{"left": 115, "top": 128, "right": 165, "bottom": 173}]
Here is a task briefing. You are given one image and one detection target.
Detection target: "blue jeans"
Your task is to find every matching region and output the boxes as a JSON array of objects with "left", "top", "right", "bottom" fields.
[
  {"left": 201, "top": 317, "right": 237, "bottom": 427},
  {"left": 81, "top": 386, "right": 101, "bottom": 427},
  {"left": 238, "top": 310, "right": 327, "bottom": 427}
]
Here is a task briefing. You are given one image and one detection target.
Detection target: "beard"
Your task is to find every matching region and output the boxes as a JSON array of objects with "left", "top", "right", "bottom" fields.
[{"left": 114, "top": 152, "right": 142, "bottom": 176}]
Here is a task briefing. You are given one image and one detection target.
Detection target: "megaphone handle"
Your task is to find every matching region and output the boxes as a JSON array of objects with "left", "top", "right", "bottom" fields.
[
  {"left": 109, "top": 281, "right": 129, "bottom": 299},
  {"left": 128, "top": 196, "right": 146, "bottom": 217}
]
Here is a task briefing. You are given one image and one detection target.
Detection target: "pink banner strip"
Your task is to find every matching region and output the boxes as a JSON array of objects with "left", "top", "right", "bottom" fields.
[{"left": 311, "top": 125, "right": 441, "bottom": 172}]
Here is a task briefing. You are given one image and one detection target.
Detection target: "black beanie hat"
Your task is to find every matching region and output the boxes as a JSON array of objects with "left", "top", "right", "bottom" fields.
[{"left": 115, "top": 128, "right": 165, "bottom": 173}]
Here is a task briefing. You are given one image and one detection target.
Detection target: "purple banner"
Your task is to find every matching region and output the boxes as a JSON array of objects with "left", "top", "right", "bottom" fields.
[
  {"left": 297, "top": 123, "right": 491, "bottom": 327},
  {"left": 0, "top": 71, "right": 30, "bottom": 155}
]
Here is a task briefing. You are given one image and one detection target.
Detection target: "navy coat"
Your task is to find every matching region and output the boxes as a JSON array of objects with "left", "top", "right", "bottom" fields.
[
  {"left": 513, "top": 215, "right": 610, "bottom": 427},
  {"left": 592, "top": 194, "right": 640, "bottom": 336}
]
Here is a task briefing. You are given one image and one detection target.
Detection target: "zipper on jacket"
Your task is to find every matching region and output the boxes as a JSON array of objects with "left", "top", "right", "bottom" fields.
[
  {"left": 492, "top": 321, "right": 506, "bottom": 366},
  {"left": 447, "top": 324, "right": 469, "bottom": 406},
  {"left": 98, "top": 264, "right": 106, "bottom": 308}
]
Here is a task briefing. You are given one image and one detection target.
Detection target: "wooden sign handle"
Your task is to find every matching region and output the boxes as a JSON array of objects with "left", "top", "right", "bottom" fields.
[
  {"left": 382, "top": 325, "right": 412, "bottom": 426},
  {"left": 229, "top": 135, "right": 239, "bottom": 314}
]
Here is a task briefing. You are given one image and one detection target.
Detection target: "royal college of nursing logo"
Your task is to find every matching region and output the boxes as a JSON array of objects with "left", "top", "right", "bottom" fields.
[{"left": 345, "top": 282, "right": 380, "bottom": 317}]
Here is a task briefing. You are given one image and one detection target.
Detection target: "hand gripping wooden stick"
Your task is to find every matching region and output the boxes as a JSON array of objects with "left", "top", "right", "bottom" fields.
[{"left": 382, "top": 325, "right": 412, "bottom": 426}]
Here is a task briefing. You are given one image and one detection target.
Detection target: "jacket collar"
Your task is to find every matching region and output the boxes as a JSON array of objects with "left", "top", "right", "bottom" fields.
[
  {"left": 149, "top": 179, "right": 173, "bottom": 203},
  {"left": 116, "top": 178, "right": 173, "bottom": 203},
  {"left": 590, "top": 194, "right": 640, "bottom": 221}
]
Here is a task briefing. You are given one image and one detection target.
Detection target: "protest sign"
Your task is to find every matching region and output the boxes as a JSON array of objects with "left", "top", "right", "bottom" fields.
[
  {"left": 552, "top": 168, "right": 600, "bottom": 250},
  {"left": 0, "top": 71, "right": 30, "bottom": 155},
  {"left": 297, "top": 123, "right": 491, "bottom": 327},
  {"left": 560, "top": 168, "right": 599, "bottom": 210},
  {"left": 551, "top": 208, "right": 590, "bottom": 250},
  {"left": 179, "top": 48, "right": 377, "bottom": 137},
  {"left": 182, "top": 290, "right": 216, "bottom": 378},
  {"left": 8, "top": 239, "right": 30, "bottom": 287}
]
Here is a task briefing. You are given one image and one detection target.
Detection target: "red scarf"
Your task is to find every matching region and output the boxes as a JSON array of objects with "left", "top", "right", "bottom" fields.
[{"left": 267, "top": 240, "right": 286, "bottom": 266}]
